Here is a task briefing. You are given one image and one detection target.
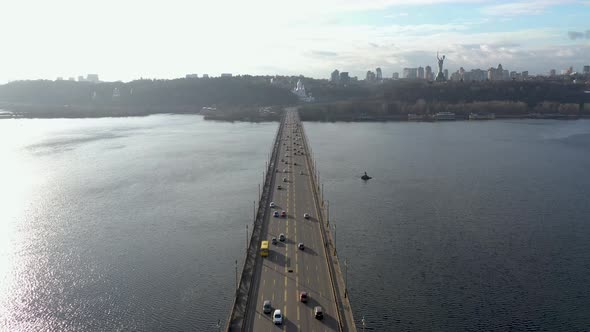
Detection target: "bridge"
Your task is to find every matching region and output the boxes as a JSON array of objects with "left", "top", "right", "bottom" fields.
[{"left": 226, "top": 109, "right": 356, "bottom": 331}]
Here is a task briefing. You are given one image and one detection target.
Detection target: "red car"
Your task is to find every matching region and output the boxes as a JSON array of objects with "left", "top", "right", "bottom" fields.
[
  {"left": 281, "top": 211, "right": 286, "bottom": 218},
  {"left": 299, "top": 291, "right": 308, "bottom": 303}
]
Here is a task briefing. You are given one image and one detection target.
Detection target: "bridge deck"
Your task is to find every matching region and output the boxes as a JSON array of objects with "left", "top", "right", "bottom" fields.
[{"left": 227, "top": 109, "right": 355, "bottom": 331}]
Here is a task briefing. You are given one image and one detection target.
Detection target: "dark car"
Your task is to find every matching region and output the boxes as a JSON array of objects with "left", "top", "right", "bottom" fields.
[
  {"left": 263, "top": 300, "right": 272, "bottom": 314},
  {"left": 314, "top": 306, "right": 323, "bottom": 320},
  {"left": 299, "top": 291, "right": 308, "bottom": 303}
]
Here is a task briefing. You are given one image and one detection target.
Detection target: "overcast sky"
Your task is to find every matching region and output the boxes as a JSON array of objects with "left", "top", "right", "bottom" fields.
[{"left": 1, "top": 0, "right": 589, "bottom": 82}]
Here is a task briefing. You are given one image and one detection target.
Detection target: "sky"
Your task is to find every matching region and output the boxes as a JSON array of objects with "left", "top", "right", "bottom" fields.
[{"left": 1, "top": 0, "right": 589, "bottom": 82}]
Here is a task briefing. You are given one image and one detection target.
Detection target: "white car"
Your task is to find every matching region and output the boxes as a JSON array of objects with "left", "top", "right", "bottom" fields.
[
  {"left": 270, "top": 202, "right": 275, "bottom": 208},
  {"left": 304, "top": 213, "right": 310, "bottom": 219},
  {"left": 273, "top": 309, "right": 283, "bottom": 324}
]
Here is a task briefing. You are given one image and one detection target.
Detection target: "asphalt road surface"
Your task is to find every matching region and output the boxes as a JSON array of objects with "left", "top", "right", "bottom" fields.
[{"left": 245, "top": 110, "right": 340, "bottom": 331}]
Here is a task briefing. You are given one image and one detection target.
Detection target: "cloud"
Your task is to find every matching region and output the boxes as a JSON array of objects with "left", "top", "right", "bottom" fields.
[
  {"left": 384, "top": 12, "right": 409, "bottom": 18},
  {"left": 568, "top": 30, "right": 590, "bottom": 40},
  {"left": 481, "top": 0, "right": 573, "bottom": 16},
  {"left": 309, "top": 50, "right": 339, "bottom": 57}
]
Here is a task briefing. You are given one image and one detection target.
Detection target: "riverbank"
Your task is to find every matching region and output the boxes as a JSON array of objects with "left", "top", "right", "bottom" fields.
[
  {"left": 2, "top": 101, "right": 590, "bottom": 122},
  {"left": 0, "top": 102, "right": 283, "bottom": 122},
  {"left": 298, "top": 100, "right": 590, "bottom": 122}
]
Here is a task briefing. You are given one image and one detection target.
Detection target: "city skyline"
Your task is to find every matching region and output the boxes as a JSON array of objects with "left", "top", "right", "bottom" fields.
[{"left": 1, "top": 0, "right": 590, "bottom": 83}]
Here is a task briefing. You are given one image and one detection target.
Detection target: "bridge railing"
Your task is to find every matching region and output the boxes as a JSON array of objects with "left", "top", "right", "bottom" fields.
[{"left": 225, "top": 113, "right": 285, "bottom": 331}]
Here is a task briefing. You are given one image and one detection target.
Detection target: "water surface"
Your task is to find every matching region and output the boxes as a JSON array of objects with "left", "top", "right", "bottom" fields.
[
  {"left": 305, "top": 119, "right": 590, "bottom": 331},
  {"left": 0, "top": 115, "right": 276, "bottom": 331}
]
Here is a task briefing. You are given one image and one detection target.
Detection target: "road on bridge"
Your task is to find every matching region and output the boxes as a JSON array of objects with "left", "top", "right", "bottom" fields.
[{"left": 245, "top": 110, "right": 340, "bottom": 331}]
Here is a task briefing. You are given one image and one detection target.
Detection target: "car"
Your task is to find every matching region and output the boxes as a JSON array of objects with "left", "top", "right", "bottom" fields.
[
  {"left": 281, "top": 211, "right": 286, "bottom": 218},
  {"left": 279, "top": 233, "right": 285, "bottom": 241},
  {"left": 293, "top": 162, "right": 297, "bottom": 166},
  {"left": 273, "top": 309, "right": 283, "bottom": 324},
  {"left": 283, "top": 177, "right": 287, "bottom": 182},
  {"left": 263, "top": 300, "right": 272, "bottom": 314},
  {"left": 298, "top": 243, "right": 304, "bottom": 250},
  {"left": 273, "top": 211, "right": 279, "bottom": 218},
  {"left": 304, "top": 213, "right": 310, "bottom": 219},
  {"left": 271, "top": 237, "right": 278, "bottom": 245},
  {"left": 283, "top": 168, "right": 287, "bottom": 173},
  {"left": 299, "top": 291, "right": 308, "bottom": 303},
  {"left": 270, "top": 202, "right": 275, "bottom": 208},
  {"left": 277, "top": 185, "right": 282, "bottom": 190},
  {"left": 314, "top": 306, "right": 323, "bottom": 320}
]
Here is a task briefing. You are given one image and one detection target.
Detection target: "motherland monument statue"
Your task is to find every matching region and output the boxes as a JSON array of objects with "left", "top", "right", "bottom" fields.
[{"left": 435, "top": 51, "right": 446, "bottom": 82}]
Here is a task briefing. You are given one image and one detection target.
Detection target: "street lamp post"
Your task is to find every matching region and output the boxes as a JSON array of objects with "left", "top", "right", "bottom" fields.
[
  {"left": 235, "top": 259, "right": 238, "bottom": 290},
  {"left": 344, "top": 258, "right": 348, "bottom": 298},
  {"left": 327, "top": 200, "right": 330, "bottom": 226},
  {"left": 246, "top": 224, "right": 249, "bottom": 249},
  {"left": 333, "top": 223, "right": 337, "bottom": 256}
]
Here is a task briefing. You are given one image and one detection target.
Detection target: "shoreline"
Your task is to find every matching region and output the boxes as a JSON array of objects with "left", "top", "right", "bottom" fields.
[{"left": 2, "top": 111, "right": 589, "bottom": 122}]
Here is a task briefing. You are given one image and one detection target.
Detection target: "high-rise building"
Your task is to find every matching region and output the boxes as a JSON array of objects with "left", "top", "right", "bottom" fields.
[
  {"left": 503, "top": 69, "right": 509, "bottom": 80},
  {"left": 403, "top": 68, "right": 418, "bottom": 79},
  {"left": 510, "top": 71, "right": 517, "bottom": 79},
  {"left": 86, "top": 74, "right": 99, "bottom": 83},
  {"left": 68, "top": 77, "right": 75, "bottom": 81},
  {"left": 339, "top": 72, "right": 350, "bottom": 84},
  {"left": 56, "top": 77, "right": 63, "bottom": 81},
  {"left": 78, "top": 76, "right": 85, "bottom": 82},
  {"left": 202, "top": 74, "right": 209, "bottom": 78},
  {"left": 462, "top": 69, "right": 484, "bottom": 82},
  {"left": 392, "top": 72, "right": 399, "bottom": 80},
  {"left": 425, "top": 66, "right": 432, "bottom": 81},
  {"left": 550, "top": 69, "right": 556, "bottom": 77},
  {"left": 417, "top": 66, "right": 424, "bottom": 79},
  {"left": 443, "top": 69, "right": 448, "bottom": 80},
  {"left": 522, "top": 71, "right": 529, "bottom": 79},
  {"left": 365, "top": 70, "right": 376, "bottom": 81},
  {"left": 375, "top": 67, "right": 382, "bottom": 80},
  {"left": 221, "top": 73, "right": 232, "bottom": 77},
  {"left": 186, "top": 74, "right": 198, "bottom": 79},
  {"left": 459, "top": 67, "right": 465, "bottom": 80},
  {"left": 487, "top": 68, "right": 495, "bottom": 80},
  {"left": 331, "top": 69, "right": 340, "bottom": 83},
  {"left": 583, "top": 66, "right": 590, "bottom": 74}
]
